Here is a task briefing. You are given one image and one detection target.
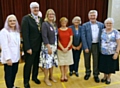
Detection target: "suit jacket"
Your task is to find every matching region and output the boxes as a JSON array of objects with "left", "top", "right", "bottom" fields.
[
  {"left": 42, "top": 22, "right": 57, "bottom": 45},
  {"left": 0, "top": 28, "right": 20, "bottom": 64},
  {"left": 81, "top": 21, "right": 104, "bottom": 50},
  {"left": 21, "top": 14, "right": 42, "bottom": 52}
]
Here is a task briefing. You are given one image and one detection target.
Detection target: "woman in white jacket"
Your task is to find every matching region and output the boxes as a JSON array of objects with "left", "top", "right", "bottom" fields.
[{"left": 0, "top": 14, "right": 20, "bottom": 88}]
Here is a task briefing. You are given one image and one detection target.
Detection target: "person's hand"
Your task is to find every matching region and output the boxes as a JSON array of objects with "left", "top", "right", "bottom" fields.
[
  {"left": 65, "top": 47, "right": 68, "bottom": 52},
  {"left": 113, "top": 53, "right": 118, "bottom": 60},
  {"left": 27, "top": 49, "right": 32, "bottom": 55},
  {"left": 48, "top": 47, "right": 52, "bottom": 55},
  {"left": 6, "top": 59, "right": 12, "bottom": 66},
  {"left": 72, "top": 46, "right": 77, "bottom": 50},
  {"left": 76, "top": 46, "right": 81, "bottom": 50},
  {"left": 62, "top": 47, "right": 68, "bottom": 53},
  {"left": 85, "top": 49, "right": 89, "bottom": 53}
]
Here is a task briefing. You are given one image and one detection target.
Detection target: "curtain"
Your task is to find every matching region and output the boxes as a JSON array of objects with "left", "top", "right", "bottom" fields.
[{"left": 0, "top": 0, "right": 108, "bottom": 29}]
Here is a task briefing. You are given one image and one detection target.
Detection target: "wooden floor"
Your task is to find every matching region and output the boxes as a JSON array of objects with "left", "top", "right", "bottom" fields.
[{"left": 0, "top": 53, "right": 120, "bottom": 88}]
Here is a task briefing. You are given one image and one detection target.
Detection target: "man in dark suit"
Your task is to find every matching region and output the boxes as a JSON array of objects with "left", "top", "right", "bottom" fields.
[
  {"left": 21, "top": 2, "right": 42, "bottom": 88},
  {"left": 81, "top": 10, "right": 104, "bottom": 83}
]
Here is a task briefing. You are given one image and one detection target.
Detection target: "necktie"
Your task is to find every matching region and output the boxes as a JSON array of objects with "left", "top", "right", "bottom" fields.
[
  {"left": 35, "top": 17, "right": 39, "bottom": 23},
  {"left": 35, "top": 16, "right": 41, "bottom": 31}
]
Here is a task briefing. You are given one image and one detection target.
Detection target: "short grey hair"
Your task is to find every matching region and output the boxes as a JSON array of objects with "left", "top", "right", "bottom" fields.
[
  {"left": 72, "top": 16, "right": 81, "bottom": 24},
  {"left": 104, "top": 18, "right": 114, "bottom": 24},
  {"left": 30, "top": 2, "right": 39, "bottom": 8},
  {"left": 88, "top": 10, "right": 98, "bottom": 16}
]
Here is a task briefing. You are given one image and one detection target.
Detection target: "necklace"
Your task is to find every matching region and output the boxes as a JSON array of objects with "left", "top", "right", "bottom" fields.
[{"left": 29, "top": 14, "right": 41, "bottom": 31}]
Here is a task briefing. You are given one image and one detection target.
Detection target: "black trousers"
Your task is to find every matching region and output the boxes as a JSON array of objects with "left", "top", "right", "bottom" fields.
[
  {"left": 4, "top": 62, "right": 19, "bottom": 88},
  {"left": 23, "top": 51, "right": 40, "bottom": 85},
  {"left": 69, "top": 49, "right": 82, "bottom": 72},
  {"left": 83, "top": 43, "right": 99, "bottom": 77}
]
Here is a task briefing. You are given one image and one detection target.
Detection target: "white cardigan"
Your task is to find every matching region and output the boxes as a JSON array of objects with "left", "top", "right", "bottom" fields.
[{"left": 0, "top": 28, "right": 20, "bottom": 64}]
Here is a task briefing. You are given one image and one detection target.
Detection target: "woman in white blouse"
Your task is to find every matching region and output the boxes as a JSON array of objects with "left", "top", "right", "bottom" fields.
[{"left": 0, "top": 14, "right": 20, "bottom": 88}]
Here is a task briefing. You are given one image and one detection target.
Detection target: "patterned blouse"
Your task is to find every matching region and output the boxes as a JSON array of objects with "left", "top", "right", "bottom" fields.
[{"left": 101, "top": 28, "right": 120, "bottom": 55}]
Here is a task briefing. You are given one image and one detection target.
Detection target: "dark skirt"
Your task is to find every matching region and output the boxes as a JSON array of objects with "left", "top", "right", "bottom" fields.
[{"left": 98, "top": 53, "right": 119, "bottom": 74}]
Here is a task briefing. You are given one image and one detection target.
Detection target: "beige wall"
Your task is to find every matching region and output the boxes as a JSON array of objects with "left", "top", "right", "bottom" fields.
[{"left": 108, "top": 0, "right": 120, "bottom": 29}]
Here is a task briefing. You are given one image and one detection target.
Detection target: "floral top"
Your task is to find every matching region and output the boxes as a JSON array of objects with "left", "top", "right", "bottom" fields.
[{"left": 101, "top": 28, "right": 120, "bottom": 55}]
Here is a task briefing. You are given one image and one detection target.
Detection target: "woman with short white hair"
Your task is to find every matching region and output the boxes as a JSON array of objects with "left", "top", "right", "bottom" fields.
[
  {"left": 99, "top": 18, "right": 120, "bottom": 84},
  {"left": 69, "top": 16, "right": 82, "bottom": 77}
]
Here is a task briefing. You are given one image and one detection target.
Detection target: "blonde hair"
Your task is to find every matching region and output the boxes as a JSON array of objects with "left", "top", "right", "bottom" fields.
[
  {"left": 72, "top": 16, "right": 81, "bottom": 24},
  {"left": 88, "top": 10, "right": 98, "bottom": 16},
  {"left": 60, "top": 17, "right": 68, "bottom": 23},
  {"left": 44, "top": 9, "right": 56, "bottom": 22}
]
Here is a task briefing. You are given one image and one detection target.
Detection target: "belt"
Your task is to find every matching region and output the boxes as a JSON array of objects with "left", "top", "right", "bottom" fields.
[{"left": 92, "top": 43, "right": 98, "bottom": 44}]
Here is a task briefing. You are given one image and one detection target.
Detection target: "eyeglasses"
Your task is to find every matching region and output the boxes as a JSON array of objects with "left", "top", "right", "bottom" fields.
[
  {"left": 74, "top": 20, "right": 80, "bottom": 22},
  {"left": 105, "top": 23, "right": 112, "bottom": 24},
  {"left": 48, "top": 13, "right": 55, "bottom": 15},
  {"left": 32, "top": 7, "right": 39, "bottom": 9},
  {"left": 9, "top": 20, "right": 16, "bottom": 22}
]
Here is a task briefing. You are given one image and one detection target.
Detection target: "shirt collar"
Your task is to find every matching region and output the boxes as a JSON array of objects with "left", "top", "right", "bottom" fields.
[
  {"left": 90, "top": 21, "right": 98, "bottom": 25},
  {"left": 31, "top": 13, "right": 38, "bottom": 19}
]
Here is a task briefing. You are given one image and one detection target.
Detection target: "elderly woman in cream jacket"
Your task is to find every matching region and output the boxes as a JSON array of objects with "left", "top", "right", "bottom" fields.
[{"left": 0, "top": 14, "right": 20, "bottom": 88}]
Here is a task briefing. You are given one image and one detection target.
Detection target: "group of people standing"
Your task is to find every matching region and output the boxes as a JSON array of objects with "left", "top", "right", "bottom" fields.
[{"left": 0, "top": 2, "right": 120, "bottom": 88}]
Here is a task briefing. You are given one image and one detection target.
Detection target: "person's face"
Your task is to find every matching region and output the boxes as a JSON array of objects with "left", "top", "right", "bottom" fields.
[
  {"left": 61, "top": 20, "right": 68, "bottom": 27},
  {"left": 89, "top": 12, "right": 97, "bottom": 23},
  {"left": 31, "top": 7, "right": 39, "bottom": 15},
  {"left": 48, "top": 11, "right": 55, "bottom": 21},
  {"left": 8, "top": 17, "right": 16, "bottom": 28},
  {"left": 105, "top": 20, "right": 113, "bottom": 29},
  {"left": 73, "top": 19, "right": 80, "bottom": 26}
]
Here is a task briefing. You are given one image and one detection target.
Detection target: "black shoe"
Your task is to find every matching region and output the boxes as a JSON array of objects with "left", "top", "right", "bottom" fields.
[
  {"left": 94, "top": 77, "right": 100, "bottom": 83},
  {"left": 32, "top": 78, "right": 41, "bottom": 84},
  {"left": 75, "top": 72, "right": 79, "bottom": 77},
  {"left": 69, "top": 72, "right": 73, "bottom": 76},
  {"left": 101, "top": 78, "right": 107, "bottom": 82},
  {"left": 106, "top": 79, "right": 111, "bottom": 84},
  {"left": 24, "top": 83, "right": 30, "bottom": 88},
  {"left": 84, "top": 75, "right": 90, "bottom": 80}
]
